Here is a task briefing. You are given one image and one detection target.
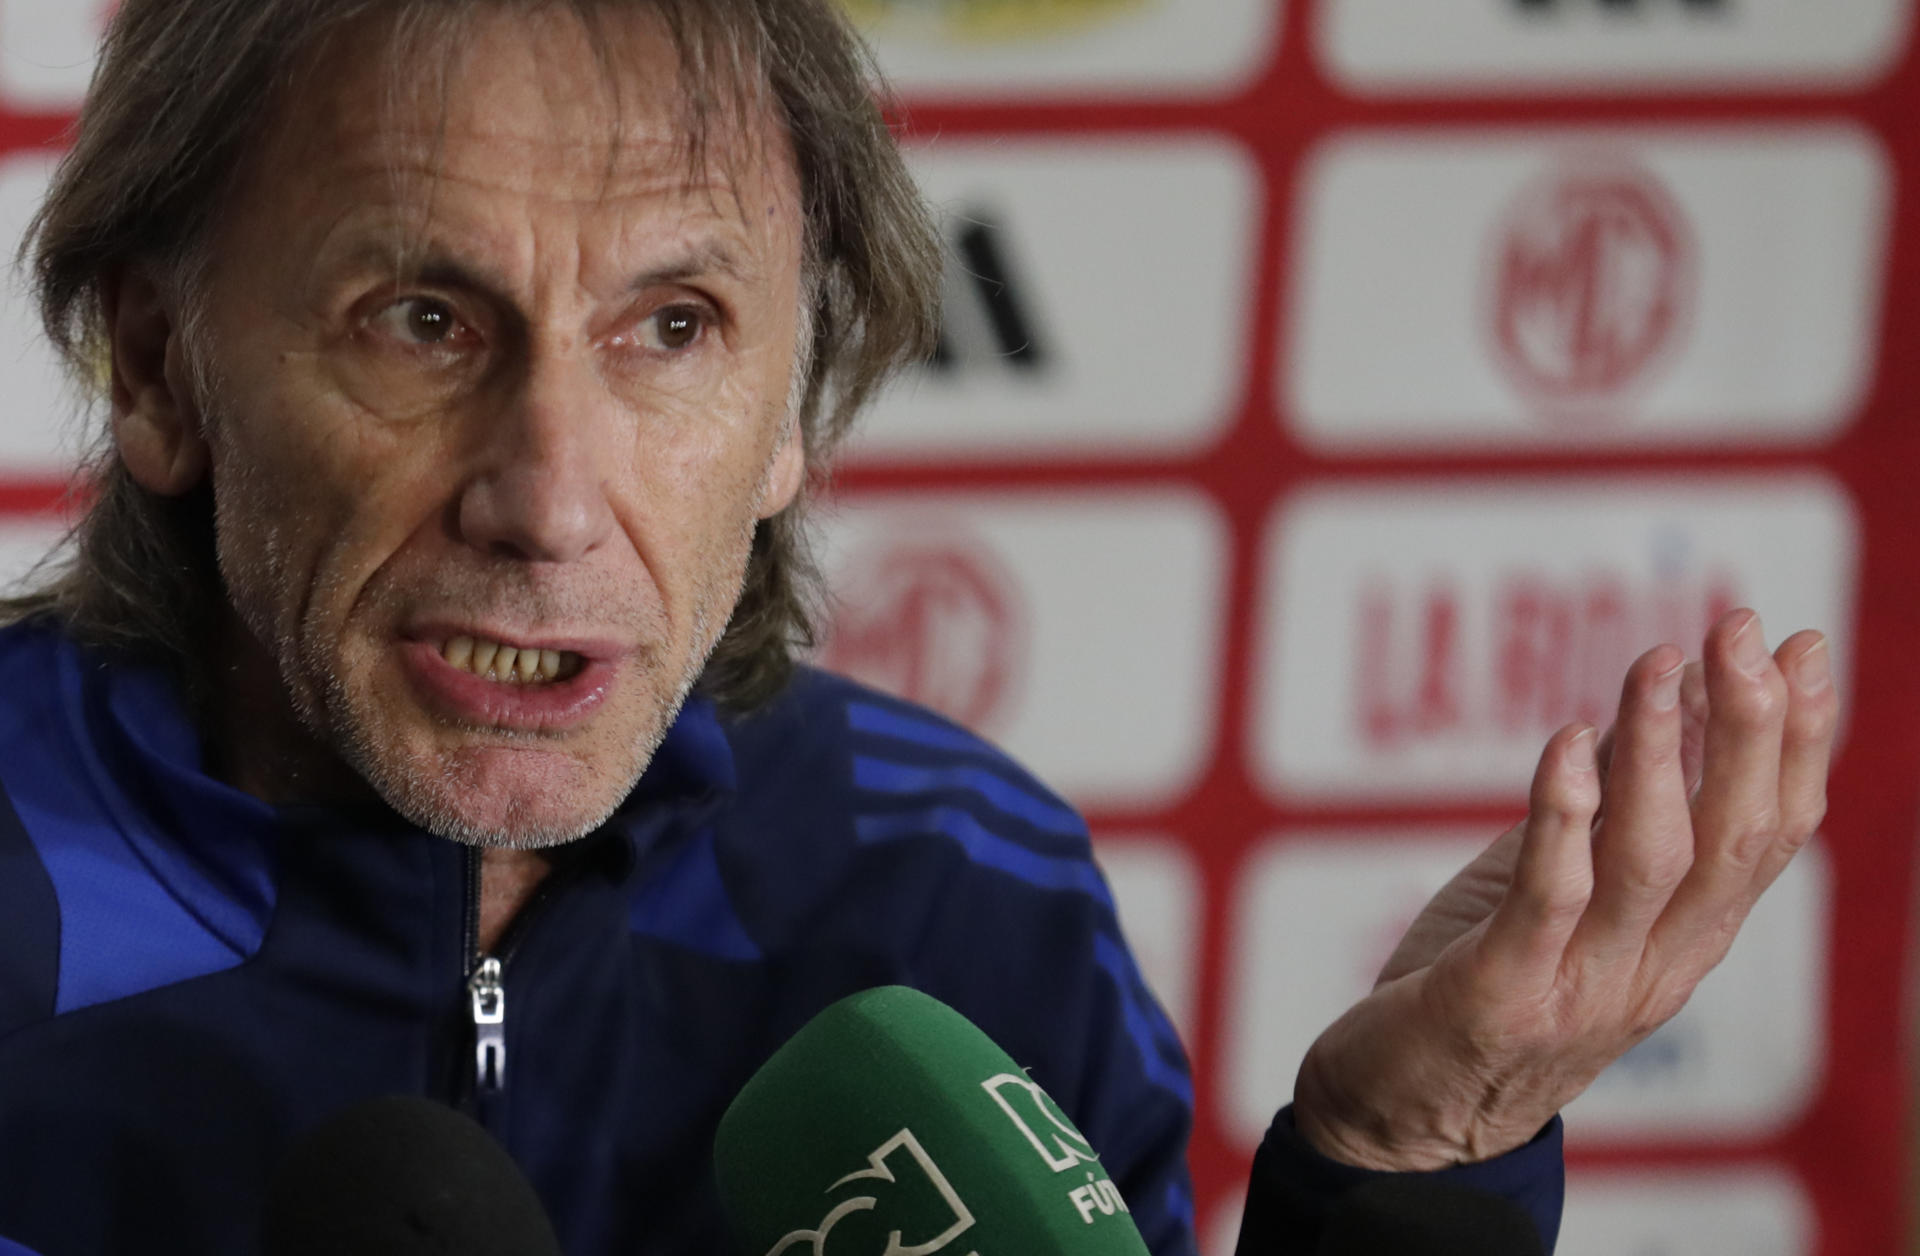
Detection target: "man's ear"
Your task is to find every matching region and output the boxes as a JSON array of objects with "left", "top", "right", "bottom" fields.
[
  {"left": 756, "top": 417, "right": 806, "bottom": 520},
  {"left": 104, "top": 265, "right": 208, "bottom": 496}
]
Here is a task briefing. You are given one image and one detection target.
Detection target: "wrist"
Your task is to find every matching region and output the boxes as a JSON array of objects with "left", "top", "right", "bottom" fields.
[{"left": 1292, "top": 1044, "right": 1475, "bottom": 1173}]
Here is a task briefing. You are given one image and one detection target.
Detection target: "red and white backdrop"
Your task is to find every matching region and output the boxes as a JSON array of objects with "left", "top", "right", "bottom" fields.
[{"left": 0, "top": 2, "right": 1914, "bottom": 1253}]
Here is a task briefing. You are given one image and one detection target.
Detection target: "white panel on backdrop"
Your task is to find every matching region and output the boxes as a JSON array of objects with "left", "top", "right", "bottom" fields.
[
  {"left": 812, "top": 489, "right": 1226, "bottom": 808},
  {"left": 1254, "top": 476, "right": 1858, "bottom": 801},
  {"left": 1091, "top": 835, "right": 1200, "bottom": 1042},
  {"left": 1558, "top": 1167, "right": 1815, "bottom": 1256},
  {"left": 0, "top": 512, "right": 65, "bottom": 593},
  {"left": 1285, "top": 126, "right": 1890, "bottom": 451},
  {"left": 845, "top": 140, "right": 1258, "bottom": 463},
  {"left": 0, "top": 152, "right": 85, "bottom": 472},
  {"left": 0, "top": 0, "right": 110, "bottom": 111},
  {"left": 845, "top": 0, "right": 1279, "bottom": 99},
  {"left": 1322, "top": 0, "right": 1910, "bottom": 94},
  {"left": 1218, "top": 831, "right": 1830, "bottom": 1150}
]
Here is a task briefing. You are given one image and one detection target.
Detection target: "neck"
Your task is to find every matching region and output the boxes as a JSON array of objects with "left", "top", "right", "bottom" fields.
[
  {"left": 476, "top": 848, "right": 554, "bottom": 954},
  {"left": 202, "top": 612, "right": 562, "bottom": 952}
]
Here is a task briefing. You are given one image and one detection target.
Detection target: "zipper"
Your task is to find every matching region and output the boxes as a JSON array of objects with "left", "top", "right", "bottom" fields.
[
  {"left": 469, "top": 955, "right": 507, "bottom": 1093},
  {"left": 460, "top": 845, "right": 575, "bottom": 1101}
]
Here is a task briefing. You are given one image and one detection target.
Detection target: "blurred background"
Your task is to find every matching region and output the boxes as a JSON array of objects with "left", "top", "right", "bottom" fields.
[{"left": 0, "top": 2, "right": 1913, "bottom": 1253}]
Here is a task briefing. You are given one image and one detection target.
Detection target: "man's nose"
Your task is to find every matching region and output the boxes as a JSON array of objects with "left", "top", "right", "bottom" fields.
[{"left": 455, "top": 359, "right": 617, "bottom": 564}]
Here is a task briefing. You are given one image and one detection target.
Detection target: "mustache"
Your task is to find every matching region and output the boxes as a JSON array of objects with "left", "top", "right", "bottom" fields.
[{"left": 361, "top": 556, "right": 658, "bottom": 633}]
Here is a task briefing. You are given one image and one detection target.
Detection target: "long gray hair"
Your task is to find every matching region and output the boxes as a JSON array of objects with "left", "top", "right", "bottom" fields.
[{"left": 14, "top": 0, "right": 941, "bottom": 712}]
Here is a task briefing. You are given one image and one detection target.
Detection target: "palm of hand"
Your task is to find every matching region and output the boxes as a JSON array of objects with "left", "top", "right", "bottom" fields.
[{"left": 1293, "top": 610, "right": 1834, "bottom": 1171}]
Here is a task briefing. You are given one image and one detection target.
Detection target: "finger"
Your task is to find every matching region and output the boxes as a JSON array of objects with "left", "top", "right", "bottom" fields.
[
  {"left": 1479, "top": 723, "right": 1600, "bottom": 987},
  {"left": 1568, "top": 644, "right": 1691, "bottom": 962},
  {"left": 1679, "top": 660, "right": 1708, "bottom": 797},
  {"left": 1594, "top": 661, "right": 1700, "bottom": 808},
  {"left": 1762, "top": 629, "right": 1836, "bottom": 886},
  {"left": 1665, "top": 611, "right": 1788, "bottom": 928}
]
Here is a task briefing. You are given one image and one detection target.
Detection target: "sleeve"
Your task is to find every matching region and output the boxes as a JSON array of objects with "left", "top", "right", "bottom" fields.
[
  {"left": 1233, "top": 1105, "right": 1565, "bottom": 1255},
  {"left": 1069, "top": 927, "right": 1201, "bottom": 1256}
]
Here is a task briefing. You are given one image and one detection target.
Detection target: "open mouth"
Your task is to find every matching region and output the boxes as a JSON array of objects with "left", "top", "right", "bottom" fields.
[{"left": 439, "top": 635, "right": 587, "bottom": 686}]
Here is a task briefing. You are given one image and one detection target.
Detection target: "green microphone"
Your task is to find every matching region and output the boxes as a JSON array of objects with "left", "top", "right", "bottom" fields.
[{"left": 715, "top": 986, "right": 1152, "bottom": 1255}]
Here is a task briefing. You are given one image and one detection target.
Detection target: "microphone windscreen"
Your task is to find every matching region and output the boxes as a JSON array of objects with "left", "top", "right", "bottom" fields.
[
  {"left": 1318, "top": 1176, "right": 1546, "bottom": 1256},
  {"left": 260, "top": 1095, "right": 562, "bottom": 1256},
  {"left": 715, "top": 985, "right": 1150, "bottom": 1255}
]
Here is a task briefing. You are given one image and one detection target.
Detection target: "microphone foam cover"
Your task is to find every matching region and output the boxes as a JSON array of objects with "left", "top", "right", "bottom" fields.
[
  {"left": 716, "top": 986, "right": 1150, "bottom": 1254},
  {"left": 260, "top": 1095, "right": 562, "bottom": 1256}
]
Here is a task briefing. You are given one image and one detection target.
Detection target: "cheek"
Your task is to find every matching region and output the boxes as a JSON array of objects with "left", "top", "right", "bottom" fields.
[{"left": 207, "top": 385, "right": 456, "bottom": 636}]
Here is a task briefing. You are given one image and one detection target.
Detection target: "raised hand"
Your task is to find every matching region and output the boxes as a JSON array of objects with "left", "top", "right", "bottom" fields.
[{"left": 1291, "top": 608, "right": 1837, "bottom": 1171}]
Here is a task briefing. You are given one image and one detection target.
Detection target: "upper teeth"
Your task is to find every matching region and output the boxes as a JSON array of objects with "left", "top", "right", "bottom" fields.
[{"left": 441, "top": 636, "right": 577, "bottom": 684}]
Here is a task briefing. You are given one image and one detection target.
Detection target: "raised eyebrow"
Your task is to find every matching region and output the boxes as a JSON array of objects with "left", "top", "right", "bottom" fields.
[
  {"left": 341, "top": 240, "right": 757, "bottom": 297},
  {"left": 629, "top": 242, "right": 760, "bottom": 292},
  {"left": 341, "top": 241, "right": 513, "bottom": 304}
]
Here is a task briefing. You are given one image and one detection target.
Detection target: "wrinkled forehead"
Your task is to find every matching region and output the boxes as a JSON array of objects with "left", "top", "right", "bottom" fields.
[{"left": 258, "top": 3, "right": 793, "bottom": 229}]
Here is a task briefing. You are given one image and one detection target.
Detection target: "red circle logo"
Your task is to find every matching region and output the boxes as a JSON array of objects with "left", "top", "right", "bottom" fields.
[
  {"left": 1490, "top": 159, "right": 1695, "bottom": 413},
  {"left": 822, "top": 537, "right": 1025, "bottom": 734}
]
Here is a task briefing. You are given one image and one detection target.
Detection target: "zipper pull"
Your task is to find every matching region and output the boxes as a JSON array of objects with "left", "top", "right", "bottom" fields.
[{"left": 469, "top": 956, "right": 507, "bottom": 1094}]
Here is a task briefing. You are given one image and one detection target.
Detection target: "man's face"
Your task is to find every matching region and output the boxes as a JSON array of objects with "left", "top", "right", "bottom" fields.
[{"left": 171, "top": 9, "right": 806, "bottom": 844}]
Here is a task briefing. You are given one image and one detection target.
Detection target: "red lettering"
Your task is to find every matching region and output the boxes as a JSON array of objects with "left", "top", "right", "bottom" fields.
[
  {"left": 1414, "top": 588, "right": 1462, "bottom": 735},
  {"left": 1356, "top": 583, "right": 1400, "bottom": 748},
  {"left": 1361, "top": 567, "right": 1741, "bottom": 749},
  {"left": 1355, "top": 582, "right": 1464, "bottom": 748}
]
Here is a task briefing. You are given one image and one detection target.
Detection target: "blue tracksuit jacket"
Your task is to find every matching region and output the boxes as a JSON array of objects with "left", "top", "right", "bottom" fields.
[{"left": 0, "top": 617, "right": 1560, "bottom": 1253}]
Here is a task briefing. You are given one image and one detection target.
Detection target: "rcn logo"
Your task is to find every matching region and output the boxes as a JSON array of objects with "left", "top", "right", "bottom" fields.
[
  {"left": 765, "top": 1128, "right": 978, "bottom": 1256},
  {"left": 980, "top": 1073, "right": 1096, "bottom": 1172},
  {"left": 982, "top": 1073, "right": 1133, "bottom": 1227}
]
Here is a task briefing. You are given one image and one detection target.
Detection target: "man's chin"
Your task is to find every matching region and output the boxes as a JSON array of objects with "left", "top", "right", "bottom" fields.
[{"left": 362, "top": 743, "right": 632, "bottom": 850}]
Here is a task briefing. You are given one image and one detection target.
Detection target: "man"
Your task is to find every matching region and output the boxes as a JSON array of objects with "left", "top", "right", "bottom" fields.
[{"left": 0, "top": 0, "right": 1834, "bottom": 1252}]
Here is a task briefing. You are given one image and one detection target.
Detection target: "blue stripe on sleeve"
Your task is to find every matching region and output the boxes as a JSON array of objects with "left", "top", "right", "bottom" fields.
[
  {"left": 854, "top": 807, "right": 1114, "bottom": 910},
  {"left": 846, "top": 701, "right": 1002, "bottom": 759},
  {"left": 1093, "top": 931, "right": 1194, "bottom": 1108},
  {"left": 851, "top": 756, "right": 1086, "bottom": 839},
  {"left": 1163, "top": 1180, "right": 1196, "bottom": 1231}
]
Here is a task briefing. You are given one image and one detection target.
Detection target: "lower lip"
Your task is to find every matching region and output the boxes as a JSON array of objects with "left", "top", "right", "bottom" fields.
[{"left": 398, "top": 640, "right": 617, "bottom": 731}]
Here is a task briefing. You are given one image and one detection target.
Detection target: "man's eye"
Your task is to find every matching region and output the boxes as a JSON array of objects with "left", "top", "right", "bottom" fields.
[
  {"left": 646, "top": 305, "right": 706, "bottom": 352},
  {"left": 372, "top": 297, "right": 466, "bottom": 347}
]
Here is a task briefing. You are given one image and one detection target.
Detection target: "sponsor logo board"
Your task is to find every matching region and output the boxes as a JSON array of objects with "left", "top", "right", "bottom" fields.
[
  {"left": 815, "top": 489, "right": 1226, "bottom": 809},
  {"left": 0, "top": 153, "right": 87, "bottom": 473},
  {"left": 1091, "top": 835, "right": 1200, "bottom": 1041},
  {"left": 1286, "top": 127, "right": 1889, "bottom": 450},
  {"left": 842, "top": 0, "right": 1279, "bottom": 98},
  {"left": 1557, "top": 1167, "right": 1815, "bottom": 1256},
  {"left": 1321, "top": 0, "right": 1911, "bottom": 93},
  {"left": 0, "top": 0, "right": 111, "bottom": 111},
  {"left": 1219, "top": 831, "right": 1830, "bottom": 1148},
  {"left": 845, "top": 139, "right": 1258, "bottom": 462},
  {"left": 1253, "top": 476, "right": 1857, "bottom": 801}
]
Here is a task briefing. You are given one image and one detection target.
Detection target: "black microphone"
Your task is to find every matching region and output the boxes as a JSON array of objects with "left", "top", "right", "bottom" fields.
[
  {"left": 1317, "top": 1176, "right": 1546, "bottom": 1256},
  {"left": 260, "top": 1095, "right": 562, "bottom": 1256}
]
